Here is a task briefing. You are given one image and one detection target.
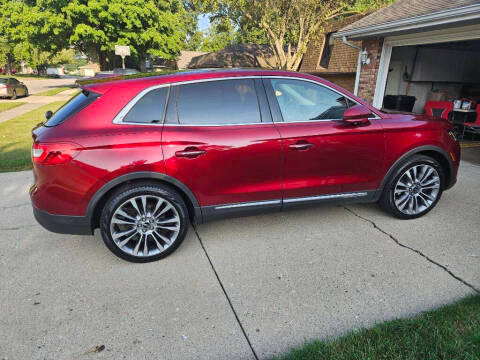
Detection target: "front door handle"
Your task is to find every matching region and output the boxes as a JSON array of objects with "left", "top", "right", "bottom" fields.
[
  {"left": 175, "top": 147, "right": 206, "bottom": 158},
  {"left": 289, "top": 141, "right": 314, "bottom": 151}
]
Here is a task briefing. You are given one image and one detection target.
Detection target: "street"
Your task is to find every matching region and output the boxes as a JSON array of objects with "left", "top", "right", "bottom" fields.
[{"left": 0, "top": 154, "right": 479, "bottom": 359}]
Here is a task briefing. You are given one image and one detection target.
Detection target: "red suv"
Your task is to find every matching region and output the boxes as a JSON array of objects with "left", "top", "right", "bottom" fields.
[{"left": 31, "top": 69, "right": 460, "bottom": 262}]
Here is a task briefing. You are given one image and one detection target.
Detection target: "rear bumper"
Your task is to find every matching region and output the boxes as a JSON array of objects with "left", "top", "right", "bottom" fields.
[{"left": 33, "top": 206, "right": 93, "bottom": 235}]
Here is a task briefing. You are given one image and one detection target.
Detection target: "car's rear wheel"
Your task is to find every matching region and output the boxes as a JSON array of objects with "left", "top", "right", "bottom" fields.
[
  {"left": 379, "top": 155, "right": 444, "bottom": 219},
  {"left": 100, "top": 182, "right": 189, "bottom": 262}
]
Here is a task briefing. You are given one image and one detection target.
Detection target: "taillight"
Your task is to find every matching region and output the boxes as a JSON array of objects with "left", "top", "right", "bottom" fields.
[{"left": 31, "top": 142, "right": 81, "bottom": 165}]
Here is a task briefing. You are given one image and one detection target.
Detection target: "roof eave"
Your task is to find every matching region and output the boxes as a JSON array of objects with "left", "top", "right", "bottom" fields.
[{"left": 334, "top": 3, "right": 480, "bottom": 40}]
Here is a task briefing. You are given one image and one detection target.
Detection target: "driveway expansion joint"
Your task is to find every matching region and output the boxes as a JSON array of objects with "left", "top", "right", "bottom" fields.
[
  {"left": 343, "top": 206, "right": 480, "bottom": 294},
  {"left": 192, "top": 224, "right": 259, "bottom": 360}
]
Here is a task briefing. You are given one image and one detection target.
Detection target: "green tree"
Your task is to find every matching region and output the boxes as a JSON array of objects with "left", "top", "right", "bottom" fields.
[
  {"left": 63, "top": 0, "right": 187, "bottom": 70},
  {"left": 195, "top": 0, "right": 395, "bottom": 70},
  {"left": 200, "top": 18, "right": 236, "bottom": 52}
]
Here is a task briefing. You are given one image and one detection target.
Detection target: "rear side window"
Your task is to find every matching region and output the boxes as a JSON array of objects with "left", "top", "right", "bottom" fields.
[
  {"left": 0, "top": 79, "right": 7, "bottom": 84},
  {"left": 176, "top": 79, "right": 261, "bottom": 125},
  {"left": 122, "top": 87, "right": 168, "bottom": 124},
  {"left": 45, "top": 90, "right": 99, "bottom": 127}
]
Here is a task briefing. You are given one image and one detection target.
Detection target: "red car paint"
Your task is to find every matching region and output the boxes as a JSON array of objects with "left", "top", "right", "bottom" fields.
[{"left": 30, "top": 69, "right": 460, "bottom": 230}]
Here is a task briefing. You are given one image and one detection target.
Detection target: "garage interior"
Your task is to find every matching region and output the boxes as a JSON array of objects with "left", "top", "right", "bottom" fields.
[{"left": 382, "top": 39, "right": 480, "bottom": 136}]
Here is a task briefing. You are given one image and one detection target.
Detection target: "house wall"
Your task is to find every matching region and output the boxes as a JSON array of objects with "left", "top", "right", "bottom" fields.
[
  {"left": 357, "top": 38, "right": 384, "bottom": 104},
  {"left": 322, "top": 73, "right": 356, "bottom": 93},
  {"left": 300, "top": 14, "right": 365, "bottom": 89}
]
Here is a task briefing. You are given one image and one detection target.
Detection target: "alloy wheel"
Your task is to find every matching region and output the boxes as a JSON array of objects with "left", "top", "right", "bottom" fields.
[
  {"left": 394, "top": 164, "right": 440, "bottom": 215},
  {"left": 109, "top": 195, "right": 181, "bottom": 257}
]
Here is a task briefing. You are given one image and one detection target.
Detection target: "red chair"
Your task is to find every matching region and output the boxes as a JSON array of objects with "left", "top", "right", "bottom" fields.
[{"left": 424, "top": 101, "right": 453, "bottom": 120}]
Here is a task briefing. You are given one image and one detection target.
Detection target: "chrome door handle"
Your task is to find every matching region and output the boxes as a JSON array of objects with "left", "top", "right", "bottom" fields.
[
  {"left": 289, "top": 142, "right": 314, "bottom": 151},
  {"left": 175, "top": 147, "right": 206, "bottom": 158}
]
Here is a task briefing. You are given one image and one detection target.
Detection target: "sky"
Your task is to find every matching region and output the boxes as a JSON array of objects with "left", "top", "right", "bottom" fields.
[{"left": 198, "top": 14, "right": 211, "bottom": 31}]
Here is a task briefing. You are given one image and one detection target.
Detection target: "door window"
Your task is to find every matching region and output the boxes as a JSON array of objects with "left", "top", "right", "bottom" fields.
[
  {"left": 176, "top": 79, "right": 261, "bottom": 125},
  {"left": 123, "top": 87, "right": 168, "bottom": 124},
  {"left": 269, "top": 79, "right": 353, "bottom": 122}
]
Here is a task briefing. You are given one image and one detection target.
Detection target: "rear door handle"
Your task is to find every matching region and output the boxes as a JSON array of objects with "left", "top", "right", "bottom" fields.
[
  {"left": 289, "top": 141, "right": 314, "bottom": 151},
  {"left": 175, "top": 147, "right": 206, "bottom": 158}
]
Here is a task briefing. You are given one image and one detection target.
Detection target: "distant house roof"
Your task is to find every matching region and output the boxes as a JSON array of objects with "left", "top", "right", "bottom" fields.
[
  {"left": 177, "top": 51, "right": 207, "bottom": 69},
  {"left": 335, "top": 0, "right": 480, "bottom": 39},
  {"left": 188, "top": 44, "right": 276, "bottom": 69}
]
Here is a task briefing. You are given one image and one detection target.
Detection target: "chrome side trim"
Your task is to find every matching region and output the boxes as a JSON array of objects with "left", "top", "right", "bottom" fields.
[
  {"left": 283, "top": 192, "right": 368, "bottom": 204},
  {"left": 214, "top": 199, "right": 281, "bottom": 210}
]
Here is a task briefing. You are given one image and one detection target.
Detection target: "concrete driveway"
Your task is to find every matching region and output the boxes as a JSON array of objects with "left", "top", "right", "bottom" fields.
[{"left": 0, "top": 158, "right": 479, "bottom": 359}]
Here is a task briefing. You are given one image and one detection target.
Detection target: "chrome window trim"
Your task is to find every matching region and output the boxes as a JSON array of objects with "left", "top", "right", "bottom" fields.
[
  {"left": 263, "top": 76, "right": 381, "bottom": 123},
  {"left": 112, "top": 74, "right": 380, "bottom": 127},
  {"left": 112, "top": 83, "right": 170, "bottom": 126}
]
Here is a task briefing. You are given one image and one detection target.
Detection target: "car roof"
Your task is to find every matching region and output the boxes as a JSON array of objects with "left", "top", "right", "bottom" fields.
[{"left": 82, "top": 68, "right": 322, "bottom": 94}]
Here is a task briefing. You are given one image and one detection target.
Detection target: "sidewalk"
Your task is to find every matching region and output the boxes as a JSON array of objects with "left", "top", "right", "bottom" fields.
[{"left": 0, "top": 90, "right": 76, "bottom": 124}]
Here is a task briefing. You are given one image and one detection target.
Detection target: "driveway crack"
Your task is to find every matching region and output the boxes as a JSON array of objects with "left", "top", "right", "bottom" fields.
[
  {"left": 192, "top": 224, "right": 259, "bottom": 360},
  {"left": 343, "top": 206, "right": 479, "bottom": 294}
]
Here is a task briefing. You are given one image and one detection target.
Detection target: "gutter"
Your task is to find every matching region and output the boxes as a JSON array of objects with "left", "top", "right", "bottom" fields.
[
  {"left": 341, "top": 36, "right": 362, "bottom": 96},
  {"left": 333, "top": 3, "right": 480, "bottom": 40}
]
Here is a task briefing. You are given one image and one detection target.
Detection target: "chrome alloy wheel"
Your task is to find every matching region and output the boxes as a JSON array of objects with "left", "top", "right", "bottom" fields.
[
  {"left": 109, "top": 195, "right": 180, "bottom": 257},
  {"left": 394, "top": 164, "right": 440, "bottom": 215}
]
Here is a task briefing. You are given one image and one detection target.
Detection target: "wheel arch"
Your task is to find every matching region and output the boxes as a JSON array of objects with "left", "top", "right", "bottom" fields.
[
  {"left": 377, "top": 145, "right": 454, "bottom": 198},
  {"left": 87, "top": 172, "right": 202, "bottom": 230}
]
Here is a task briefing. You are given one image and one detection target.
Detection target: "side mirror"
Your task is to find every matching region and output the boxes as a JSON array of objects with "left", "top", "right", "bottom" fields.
[
  {"left": 343, "top": 105, "right": 372, "bottom": 126},
  {"left": 45, "top": 110, "right": 53, "bottom": 120}
]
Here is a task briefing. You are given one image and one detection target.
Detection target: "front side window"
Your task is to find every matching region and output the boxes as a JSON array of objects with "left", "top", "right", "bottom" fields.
[
  {"left": 123, "top": 87, "right": 168, "bottom": 124},
  {"left": 176, "top": 79, "right": 261, "bottom": 125},
  {"left": 269, "top": 79, "right": 352, "bottom": 122}
]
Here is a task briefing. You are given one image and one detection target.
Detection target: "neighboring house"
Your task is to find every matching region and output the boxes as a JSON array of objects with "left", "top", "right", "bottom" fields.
[
  {"left": 150, "top": 51, "right": 208, "bottom": 71},
  {"left": 79, "top": 63, "right": 100, "bottom": 77},
  {"left": 177, "top": 51, "right": 207, "bottom": 69},
  {"left": 188, "top": 44, "right": 277, "bottom": 69},
  {"left": 334, "top": 0, "right": 480, "bottom": 113},
  {"left": 300, "top": 14, "right": 367, "bottom": 92}
]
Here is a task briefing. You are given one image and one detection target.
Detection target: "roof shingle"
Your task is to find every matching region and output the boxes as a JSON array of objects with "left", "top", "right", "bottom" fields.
[{"left": 340, "top": 0, "right": 480, "bottom": 33}]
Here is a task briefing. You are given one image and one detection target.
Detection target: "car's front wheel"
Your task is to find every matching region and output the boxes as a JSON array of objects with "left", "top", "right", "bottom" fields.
[
  {"left": 380, "top": 155, "right": 444, "bottom": 219},
  {"left": 100, "top": 182, "right": 189, "bottom": 262}
]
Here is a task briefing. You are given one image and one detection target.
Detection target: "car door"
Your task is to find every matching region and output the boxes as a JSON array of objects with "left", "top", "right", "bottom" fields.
[
  {"left": 263, "top": 77, "right": 384, "bottom": 203},
  {"left": 9, "top": 78, "right": 21, "bottom": 95},
  {"left": 162, "top": 77, "right": 283, "bottom": 215}
]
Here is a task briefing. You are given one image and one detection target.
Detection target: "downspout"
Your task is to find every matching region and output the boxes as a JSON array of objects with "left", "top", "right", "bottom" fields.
[{"left": 342, "top": 36, "right": 362, "bottom": 96}]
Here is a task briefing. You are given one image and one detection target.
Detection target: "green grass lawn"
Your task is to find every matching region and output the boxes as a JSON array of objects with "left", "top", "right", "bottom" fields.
[
  {"left": 0, "top": 102, "right": 26, "bottom": 113},
  {"left": 32, "top": 87, "right": 75, "bottom": 96},
  {"left": 0, "top": 74, "right": 54, "bottom": 80},
  {"left": 271, "top": 294, "right": 480, "bottom": 360},
  {"left": 0, "top": 101, "right": 64, "bottom": 172}
]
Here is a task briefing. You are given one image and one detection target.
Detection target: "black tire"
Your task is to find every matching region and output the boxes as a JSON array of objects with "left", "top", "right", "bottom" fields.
[
  {"left": 24, "top": 88, "right": 28, "bottom": 97},
  {"left": 11, "top": 90, "right": 17, "bottom": 100},
  {"left": 379, "top": 155, "right": 444, "bottom": 219},
  {"left": 100, "top": 182, "right": 189, "bottom": 263}
]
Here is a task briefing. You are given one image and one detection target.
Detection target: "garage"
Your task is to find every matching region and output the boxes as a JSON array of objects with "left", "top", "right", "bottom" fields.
[{"left": 335, "top": 0, "right": 480, "bottom": 138}]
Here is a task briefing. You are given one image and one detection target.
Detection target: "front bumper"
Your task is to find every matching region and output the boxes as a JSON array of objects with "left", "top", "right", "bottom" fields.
[{"left": 33, "top": 206, "right": 93, "bottom": 235}]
